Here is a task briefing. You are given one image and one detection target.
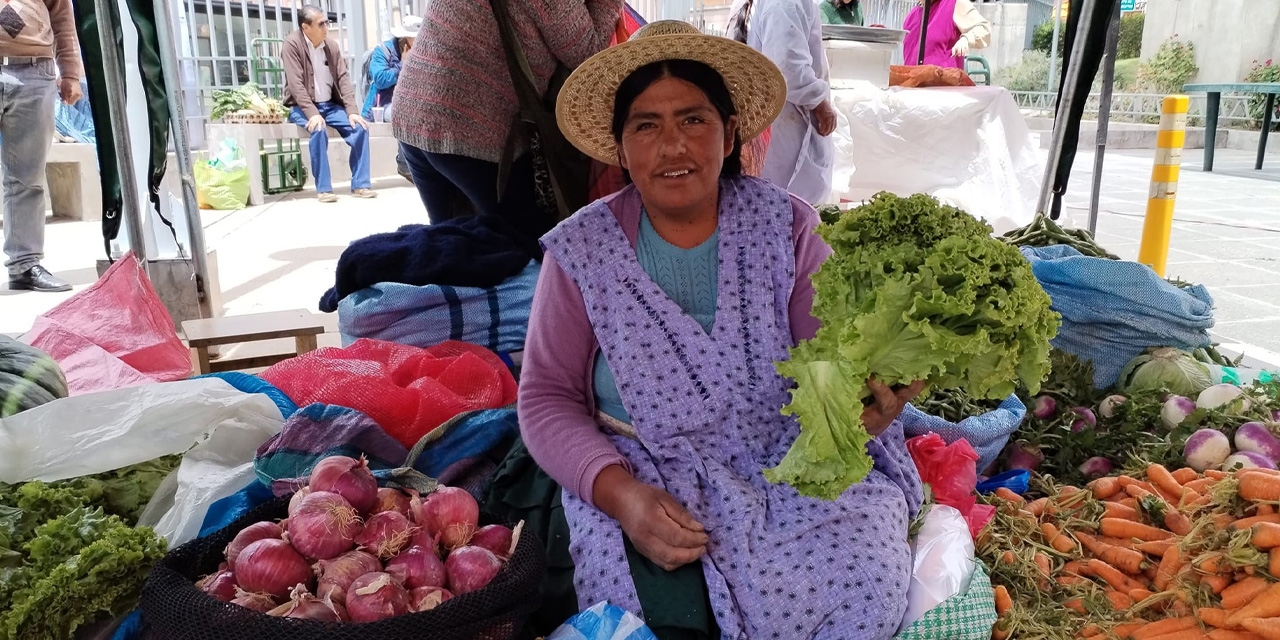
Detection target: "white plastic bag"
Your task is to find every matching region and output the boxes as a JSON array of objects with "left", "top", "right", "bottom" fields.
[
  {"left": 0, "top": 378, "right": 284, "bottom": 483},
  {"left": 899, "top": 504, "right": 977, "bottom": 630}
]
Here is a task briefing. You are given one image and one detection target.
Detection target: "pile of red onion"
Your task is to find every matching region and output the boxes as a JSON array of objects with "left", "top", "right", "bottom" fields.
[{"left": 194, "top": 454, "right": 520, "bottom": 623}]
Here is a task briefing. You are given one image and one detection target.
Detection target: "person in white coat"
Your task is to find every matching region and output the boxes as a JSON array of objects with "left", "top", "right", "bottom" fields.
[{"left": 728, "top": 0, "right": 835, "bottom": 204}]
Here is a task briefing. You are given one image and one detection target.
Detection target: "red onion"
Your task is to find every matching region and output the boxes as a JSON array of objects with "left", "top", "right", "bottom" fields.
[
  {"left": 196, "top": 568, "right": 237, "bottom": 602},
  {"left": 346, "top": 572, "right": 412, "bottom": 622},
  {"left": 410, "top": 586, "right": 454, "bottom": 612},
  {"left": 413, "top": 487, "right": 479, "bottom": 550},
  {"left": 288, "top": 491, "right": 362, "bottom": 560},
  {"left": 308, "top": 455, "right": 378, "bottom": 515},
  {"left": 314, "top": 549, "right": 383, "bottom": 605},
  {"left": 235, "top": 538, "right": 313, "bottom": 598},
  {"left": 470, "top": 525, "right": 514, "bottom": 560},
  {"left": 224, "top": 521, "right": 283, "bottom": 571},
  {"left": 385, "top": 545, "right": 447, "bottom": 589},
  {"left": 410, "top": 524, "right": 437, "bottom": 552},
  {"left": 266, "top": 584, "right": 347, "bottom": 621},
  {"left": 446, "top": 546, "right": 502, "bottom": 595},
  {"left": 1006, "top": 441, "right": 1043, "bottom": 472},
  {"left": 231, "top": 587, "right": 278, "bottom": 612},
  {"left": 372, "top": 488, "right": 413, "bottom": 518},
  {"left": 288, "top": 487, "right": 313, "bottom": 517},
  {"left": 354, "top": 511, "right": 415, "bottom": 559}
]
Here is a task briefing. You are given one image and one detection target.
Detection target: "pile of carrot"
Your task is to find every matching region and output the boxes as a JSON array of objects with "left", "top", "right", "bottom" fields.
[{"left": 979, "top": 465, "right": 1280, "bottom": 640}]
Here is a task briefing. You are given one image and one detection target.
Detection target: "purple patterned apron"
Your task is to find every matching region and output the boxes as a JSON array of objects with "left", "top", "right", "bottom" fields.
[
  {"left": 903, "top": 0, "right": 964, "bottom": 69},
  {"left": 541, "top": 176, "right": 923, "bottom": 640}
]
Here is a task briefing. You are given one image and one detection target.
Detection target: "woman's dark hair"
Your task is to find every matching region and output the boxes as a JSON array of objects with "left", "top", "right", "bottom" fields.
[{"left": 610, "top": 59, "right": 743, "bottom": 179}]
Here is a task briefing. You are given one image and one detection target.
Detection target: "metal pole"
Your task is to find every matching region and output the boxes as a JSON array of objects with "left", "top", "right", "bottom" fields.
[
  {"left": 93, "top": 0, "right": 148, "bottom": 265},
  {"left": 1048, "top": 0, "right": 1063, "bottom": 92},
  {"left": 154, "top": 0, "right": 215, "bottom": 318},
  {"left": 1088, "top": 0, "right": 1121, "bottom": 235},
  {"left": 1035, "top": 0, "right": 1101, "bottom": 215},
  {"left": 916, "top": 0, "right": 931, "bottom": 66}
]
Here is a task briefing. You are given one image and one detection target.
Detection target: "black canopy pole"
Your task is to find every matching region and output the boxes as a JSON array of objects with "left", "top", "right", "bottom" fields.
[
  {"left": 1088, "top": 0, "right": 1122, "bottom": 235},
  {"left": 916, "top": 0, "right": 930, "bottom": 66}
]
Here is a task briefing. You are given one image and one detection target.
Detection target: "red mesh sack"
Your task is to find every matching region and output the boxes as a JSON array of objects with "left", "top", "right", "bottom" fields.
[
  {"left": 260, "top": 339, "right": 517, "bottom": 447},
  {"left": 906, "top": 432, "right": 995, "bottom": 539}
]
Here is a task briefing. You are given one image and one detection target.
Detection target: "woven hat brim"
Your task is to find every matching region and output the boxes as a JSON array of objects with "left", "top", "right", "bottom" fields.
[{"left": 556, "top": 34, "right": 787, "bottom": 166}]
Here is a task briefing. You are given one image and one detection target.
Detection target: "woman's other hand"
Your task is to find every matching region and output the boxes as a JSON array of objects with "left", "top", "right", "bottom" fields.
[
  {"left": 951, "top": 35, "right": 971, "bottom": 58},
  {"left": 812, "top": 100, "right": 837, "bottom": 136},
  {"left": 594, "top": 466, "right": 708, "bottom": 571},
  {"left": 862, "top": 378, "right": 925, "bottom": 437}
]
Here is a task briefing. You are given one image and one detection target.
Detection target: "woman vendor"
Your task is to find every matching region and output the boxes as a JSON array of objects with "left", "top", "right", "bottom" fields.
[
  {"left": 510, "top": 20, "right": 925, "bottom": 640},
  {"left": 902, "top": 0, "right": 991, "bottom": 69},
  {"left": 820, "top": 0, "right": 864, "bottom": 26}
]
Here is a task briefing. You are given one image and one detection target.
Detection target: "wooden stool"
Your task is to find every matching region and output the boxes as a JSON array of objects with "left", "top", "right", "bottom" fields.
[{"left": 183, "top": 309, "right": 325, "bottom": 374}]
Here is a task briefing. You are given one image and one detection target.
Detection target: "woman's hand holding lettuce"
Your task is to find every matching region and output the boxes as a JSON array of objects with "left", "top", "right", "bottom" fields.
[{"left": 767, "top": 193, "right": 1060, "bottom": 500}]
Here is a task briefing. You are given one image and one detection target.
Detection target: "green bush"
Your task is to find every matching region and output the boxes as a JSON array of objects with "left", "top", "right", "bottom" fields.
[
  {"left": 1134, "top": 36, "right": 1198, "bottom": 94},
  {"left": 1117, "top": 13, "right": 1144, "bottom": 60},
  {"left": 996, "top": 50, "right": 1061, "bottom": 93},
  {"left": 1112, "top": 58, "right": 1141, "bottom": 92},
  {"left": 1031, "top": 21, "right": 1065, "bottom": 56},
  {"left": 1244, "top": 59, "right": 1280, "bottom": 130}
]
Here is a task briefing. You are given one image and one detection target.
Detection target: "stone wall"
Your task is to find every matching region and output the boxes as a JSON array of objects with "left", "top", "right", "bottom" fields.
[
  {"left": 1141, "top": 0, "right": 1280, "bottom": 83},
  {"left": 975, "top": 2, "right": 1029, "bottom": 76}
]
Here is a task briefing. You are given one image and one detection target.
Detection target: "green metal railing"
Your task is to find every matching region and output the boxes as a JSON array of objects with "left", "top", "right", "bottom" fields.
[{"left": 250, "top": 38, "right": 307, "bottom": 195}]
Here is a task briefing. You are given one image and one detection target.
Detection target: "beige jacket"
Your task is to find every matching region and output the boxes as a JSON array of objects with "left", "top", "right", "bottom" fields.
[{"left": 953, "top": 0, "right": 991, "bottom": 49}]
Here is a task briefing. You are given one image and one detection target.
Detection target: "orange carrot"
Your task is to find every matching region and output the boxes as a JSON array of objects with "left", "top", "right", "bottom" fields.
[
  {"left": 1206, "top": 469, "right": 1230, "bottom": 480},
  {"left": 1034, "top": 552, "right": 1052, "bottom": 588},
  {"left": 1107, "top": 501, "right": 1142, "bottom": 521},
  {"left": 1000, "top": 550, "right": 1016, "bottom": 565},
  {"left": 1092, "top": 476, "right": 1125, "bottom": 500},
  {"left": 1101, "top": 535, "right": 1140, "bottom": 549},
  {"left": 1129, "top": 587, "right": 1154, "bottom": 602},
  {"left": 1042, "top": 522, "right": 1078, "bottom": 553},
  {"left": 1228, "top": 583, "right": 1280, "bottom": 625},
  {"left": 1254, "top": 523, "right": 1280, "bottom": 549},
  {"left": 1126, "top": 482, "right": 1160, "bottom": 500},
  {"left": 1156, "top": 545, "right": 1183, "bottom": 591},
  {"left": 1078, "top": 531, "right": 1146, "bottom": 575},
  {"left": 1136, "top": 540, "right": 1177, "bottom": 557},
  {"left": 1058, "top": 575, "right": 1089, "bottom": 586},
  {"left": 1241, "top": 474, "right": 1280, "bottom": 502},
  {"left": 1172, "top": 468, "right": 1199, "bottom": 484},
  {"left": 1027, "top": 496, "right": 1049, "bottom": 517},
  {"left": 1271, "top": 548, "right": 1280, "bottom": 577},
  {"left": 1144, "top": 564, "right": 1160, "bottom": 582},
  {"left": 1217, "top": 513, "right": 1239, "bottom": 530},
  {"left": 1208, "top": 631, "right": 1265, "bottom": 640},
  {"left": 1064, "top": 597, "right": 1087, "bottom": 614},
  {"left": 1260, "top": 504, "right": 1278, "bottom": 516},
  {"left": 1107, "top": 590, "right": 1135, "bottom": 609},
  {"left": 1064, "top": 560, "right": 1092, "bottom": 576},
  {"left": 1187, "top": 477, "right": 1218, "bottom": 493},
  {"left": 1101, "top": 517, "right": 1177, "bottom": 542},
  {"left": 1166, "top": 510, "right": 1194, "bottom": 536},
  {"left": 1132, "top": 617, "right": 1198, "bottom": 639},
  {"left": 1201, "top": 608, "right": 1235, "bottom": 629},
  {"left": 1078, "top": 624, "right": 1102, "bottom": 638},
  {"left": 1223, "top": 577, "right": 1272, "bottom": 610},
  {"left": 1199, "top": 553, "right": 1230, "bottom": 575},
  {"left": 1061, "top": 485, "right": 1081, "bottom": 496},
  {"left": 1233, "top": 515, "right": 1280, "bottom": 530},
  {"left": 1239, "top": 618, "right": 1280, "bottom": 640},
  {"left": 1115, "top": 622, "right": 1148, "bottom": 638},
  {"left": 992, "top": 620, "right": 1011, "bottom": 640},
  {"left": 993, "top": 584, "right": 1011, "bottom": 616},
  {"left": 995, "top": 487, "right": 1026, "bottom": 505},
  {"left": 1204, "top": 573, "right": 1234, "bottom": 594},
  {"left": 1090, "top": 558, "right": 1147, "bottom": 592}
]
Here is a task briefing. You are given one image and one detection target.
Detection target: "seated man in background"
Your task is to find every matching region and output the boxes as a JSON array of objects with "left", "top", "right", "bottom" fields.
[{"left": 283, "top": 5, "right": 377, "bottom": 203}]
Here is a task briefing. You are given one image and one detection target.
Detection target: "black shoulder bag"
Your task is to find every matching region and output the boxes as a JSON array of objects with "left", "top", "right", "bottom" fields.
[{"left": 490, "top": 0, "right": 592, "bottom": 221}]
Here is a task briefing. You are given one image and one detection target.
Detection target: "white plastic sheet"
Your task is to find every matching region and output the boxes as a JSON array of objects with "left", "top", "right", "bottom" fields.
[
  {"left": 0, "top": 378, "right": 284, "bottom": 484},
  {"left": 829, "top": 84, "right": 1043, "bottom": 233},
  {"left": 900, "top": 505, "right": 977, "bottom": 630}
]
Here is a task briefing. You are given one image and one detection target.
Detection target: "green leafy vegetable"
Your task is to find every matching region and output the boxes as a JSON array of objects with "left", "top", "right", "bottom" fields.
[
  {"left": 768, "top": 193, "right": 1060, "bottom": 499},
  {"left": 211, "top": 82, "right": 287, "bottom": 121}
]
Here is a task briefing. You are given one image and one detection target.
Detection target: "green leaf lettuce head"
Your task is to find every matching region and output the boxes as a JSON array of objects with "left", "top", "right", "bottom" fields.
[{"left": 766, "top": 193, "right": 1060, "bottom": 500}]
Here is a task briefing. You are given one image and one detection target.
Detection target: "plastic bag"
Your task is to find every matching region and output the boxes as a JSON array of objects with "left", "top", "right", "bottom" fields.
[
  {"left": 907, "top": 433, "right": 995, "bottom": 539},
  {"left": 901, "top": 395, "right": 1026, "bottom": 475},
  {"left": 896, "top": 560, "right": 997, "bottom": 640},
  {"left": 900, "top": 505, "right": 976, "bottom": 630},
  {"left": 22, "top": 253, "right": 193, "bottom": 394},
  {"left": 547, "top": 602, "right": 658, "bottom": 640},
  {"left": 195, "top": 141, "right": 250, "bottom": 210},
  {"left": 0, "top": 377, "right": 285, "bottom": 484}
]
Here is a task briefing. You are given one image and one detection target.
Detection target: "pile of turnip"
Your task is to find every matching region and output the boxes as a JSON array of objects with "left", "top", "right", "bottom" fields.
[
  {"left": 194, "top": 454, "right": 520, "bottom": 623},
  {"left": 1174, "top": 384, "right": 1280, "bottom": 472}
]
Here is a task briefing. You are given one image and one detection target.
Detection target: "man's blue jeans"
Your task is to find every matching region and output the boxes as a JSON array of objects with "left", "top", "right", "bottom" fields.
[
  {"left": 1, "top": 60, "right": 57, "bottom": 276},
  {"left": 288, "top": 102, "right": 371, "bottom": 193}
]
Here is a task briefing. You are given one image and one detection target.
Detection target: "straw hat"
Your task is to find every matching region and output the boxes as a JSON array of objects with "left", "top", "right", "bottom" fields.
[
  {"left": 390, "top": 16, "right": 422, "bottom": 39},
  {"left": 556, "top": 20, "right": 786, "bottom": 165}
]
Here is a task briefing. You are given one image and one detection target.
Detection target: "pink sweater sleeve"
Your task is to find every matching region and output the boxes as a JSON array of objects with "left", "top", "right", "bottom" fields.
[
  {"left": 518, "top": 254, "right": 630, "bottom": 507},
  {"left": 789, "top": 197, "right": 833, "bottom": 342}
]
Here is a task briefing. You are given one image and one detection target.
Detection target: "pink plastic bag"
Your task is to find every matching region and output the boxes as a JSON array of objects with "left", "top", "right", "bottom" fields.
[
  {"left": 22, "top": 253, "right": 191, "bottom": 394},
  {"left": 906, "top": 433, "right": 995, "bottom": 539}
]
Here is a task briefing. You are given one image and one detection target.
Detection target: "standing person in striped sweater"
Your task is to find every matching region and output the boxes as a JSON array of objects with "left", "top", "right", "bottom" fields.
[{"left": 391, "top": 0, "right": 623, "bottom": 241}]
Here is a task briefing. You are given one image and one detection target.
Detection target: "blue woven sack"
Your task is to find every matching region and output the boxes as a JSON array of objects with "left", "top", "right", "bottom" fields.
[{"left": 901, "top": 395, "right": 1026, "bottom": 473}]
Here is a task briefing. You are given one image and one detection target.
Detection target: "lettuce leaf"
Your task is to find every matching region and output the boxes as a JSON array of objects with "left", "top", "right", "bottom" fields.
[{"left": 769, "top": 193, "right": 1059, "bottom": 499}]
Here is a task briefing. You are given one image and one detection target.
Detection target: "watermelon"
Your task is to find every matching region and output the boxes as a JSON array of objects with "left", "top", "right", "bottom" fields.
[{"left": 0, "top": 335, "right": 68, "bottom": 417}]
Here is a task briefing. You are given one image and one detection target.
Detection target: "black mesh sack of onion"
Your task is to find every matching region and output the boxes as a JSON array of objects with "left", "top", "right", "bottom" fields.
[{"left": 137, "top": 495, "right": 547, "bottom": 640}]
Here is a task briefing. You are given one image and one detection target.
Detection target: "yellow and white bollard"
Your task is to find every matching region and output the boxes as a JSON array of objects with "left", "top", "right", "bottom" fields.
[{"left": 1137, "top": 95, "right": 1189, "bottom": 277}]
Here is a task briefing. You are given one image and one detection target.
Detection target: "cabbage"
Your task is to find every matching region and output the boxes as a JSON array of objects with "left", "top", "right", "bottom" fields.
[
  {"left": 1117, "top": 347, "right": 1211, "bottom": 397},
  {"left": 768, "top": 193, "right": 1060, "bottom": 500}
]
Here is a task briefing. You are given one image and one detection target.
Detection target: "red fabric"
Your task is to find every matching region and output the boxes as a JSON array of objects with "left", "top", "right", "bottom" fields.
[
  {"left": 261, "top": 339, "right": 517, "bottom": 448},
  {"left": 906, "top": 433, "right": 995, "bottom": 539}
]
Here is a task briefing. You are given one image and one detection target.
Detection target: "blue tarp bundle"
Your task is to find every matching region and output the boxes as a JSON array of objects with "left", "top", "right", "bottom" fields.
[
  {"left": 901, "top": 395, "right": 1026, "bottom": 473},
  {"left": 337, "top": 260, "right": 538, "bottom": 355},
  {"left": 1020, "top": 245, "right": 1215, "bottom": 388}
]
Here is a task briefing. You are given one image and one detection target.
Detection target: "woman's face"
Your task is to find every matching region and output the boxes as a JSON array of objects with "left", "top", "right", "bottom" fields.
[{"left": 617, "top": 76, "right": 738, "bottom": 217}]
